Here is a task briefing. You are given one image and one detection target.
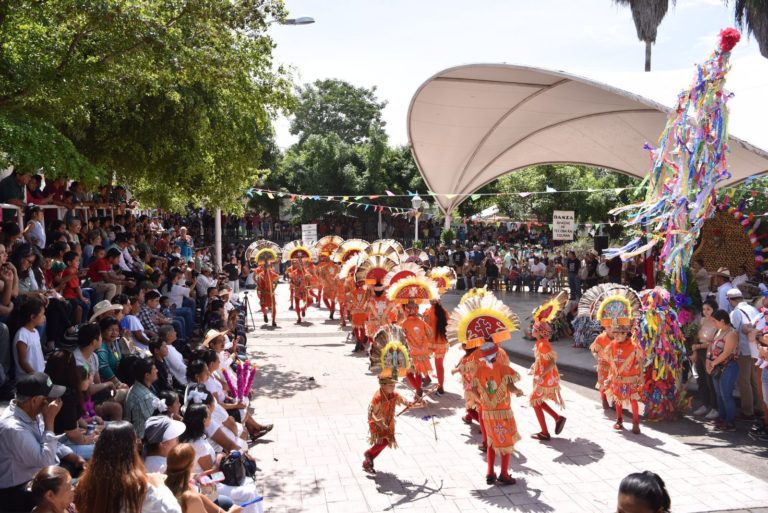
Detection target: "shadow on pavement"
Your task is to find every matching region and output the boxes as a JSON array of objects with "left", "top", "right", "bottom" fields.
[
  {"left": 618, "top": 430, "right": 679, "bottom": 456},
  {"left": 368, "top": 471, "right": 444, "bottom": 511},
  {"left": 546, "top": 436, "right": 606, "bottom": 465},
  {"left": 253, "top": 363, "right": 320, "bottom": 399},
  {"left": 471, "top": 476, "right": 553, "bottom": 512}
]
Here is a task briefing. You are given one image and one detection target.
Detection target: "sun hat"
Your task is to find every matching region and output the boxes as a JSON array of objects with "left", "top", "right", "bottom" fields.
[
  {"left": 89, "top": 300, "right": 123, "bottom": 322},
  {"left": 711, "top": 267, "right": 731, "bottom": 279},
  {"left": 203, "top": 328, "right": 229, "bottom": 346},
  {"left": 726, "top": 288, "right": 743, "bottom": 299},
  {"left": 144, "top": 416, "right": 186, "bottom": 444}
]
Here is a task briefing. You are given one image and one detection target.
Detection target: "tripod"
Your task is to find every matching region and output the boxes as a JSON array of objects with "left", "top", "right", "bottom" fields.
[{"left": 241, "top": 291, "right": 257, "bottom": 332}]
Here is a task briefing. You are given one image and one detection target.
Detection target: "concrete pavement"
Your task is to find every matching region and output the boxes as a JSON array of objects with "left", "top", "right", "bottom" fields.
[{"left": 244, "top": 283, "right": 768, "bottom": 513}]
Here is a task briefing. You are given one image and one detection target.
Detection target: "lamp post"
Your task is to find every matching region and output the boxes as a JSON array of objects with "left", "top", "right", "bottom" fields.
[
  {"left": 412, "top": 194, "right": 423, "bottom": 243},
  {"left": 282, "top": 17, "right": 315, "bottom": 25}
]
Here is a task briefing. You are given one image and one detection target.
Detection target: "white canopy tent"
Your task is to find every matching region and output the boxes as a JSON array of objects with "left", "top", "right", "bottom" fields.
[{"left": 407, "top": 56, "right": 768, "bottom": 224}]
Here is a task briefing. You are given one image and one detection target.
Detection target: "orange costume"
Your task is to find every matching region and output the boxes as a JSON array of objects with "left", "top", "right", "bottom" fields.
[
  {"left": 588, "top": 284, "right": 643, "bottom": 433},
  {"left": 400, "top": 314, "right": 433, "bottom": 376},
  {"left": 367, "top": 388, "right": 408, "bottom": 448},
  {"left": 530, "top": 338, "right": 563, "bottom": 408},
  {"left": 317, "top": 258, "right": 341, "bottom": 319},
  {"left": 282, "top": 240, "right": 316, "bottom": 324},
  {"left": 246, "top": 241, "right": 281, "bottom": 327},
  {"left": 424, "top": 301, "right": 449, "bottom": 392},
  {"left": 590, "top": 331, "right": 613, "bottom": 405}
]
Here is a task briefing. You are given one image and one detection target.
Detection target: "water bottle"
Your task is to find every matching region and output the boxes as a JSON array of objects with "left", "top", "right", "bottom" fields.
[{"left": 86, "top": 422, "right": 96, "bottom": 436}]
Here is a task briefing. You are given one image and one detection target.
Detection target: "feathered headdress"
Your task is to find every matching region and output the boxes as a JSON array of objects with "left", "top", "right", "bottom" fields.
[
  {"left": 281, "top": 240, "right": 316, "bottom": 263},
  {"left": 428, "top": 266, "right": 457, "bottom": 294},
  {"left": 459, "top": 286, "right": 493, "bottom": 304},
  {"left": 251, "top": 241, "right": 281, "bottom": 266},
  {"left": 332, "top": 239, "right": 370, "bottom": 264},
  {"left": 386, "top": 275, "right": 439, "bottom": 304},
  {"left": 355, "top": 255, "right": 397, "bottom": 286},
  {"left": 578, "top": 283, "right": 641, "bottom": 319},
  {"left": 592, "top": 285, "right": 642, "bottom": 331},
  {"left": 447, "top": 295, "right": 519, "bottom": 348},
  {"left": 315, "top": 235, "right": 344, "bottom": 257},
  {"left": 383, "top": 262, "right": 426, "bottom": 288},
  {"left": 532, "top": 291, "right": 568, "bottom": 325},
  {"left": 404, "top": 248, "right": 430, "bottom": 266},
  {"left": 376, "top": 325, "right": 411, "bottom": 379},
  {"left": 245, "top": 239, "right": 279, "bottom": 265},
  {"left": 338, "top": 256, "right": 361, "bottom": 280},
  {"left": 366, "top": 239, "right": 405, "bottom": 264}
]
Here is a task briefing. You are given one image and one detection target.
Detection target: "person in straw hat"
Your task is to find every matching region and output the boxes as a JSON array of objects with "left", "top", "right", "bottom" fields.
[
  {"left": 89, "top": 299, "right": 123, "bottom": 323},
  {"left": 712, "top": 267, "right": 733, "bottom": 313}
]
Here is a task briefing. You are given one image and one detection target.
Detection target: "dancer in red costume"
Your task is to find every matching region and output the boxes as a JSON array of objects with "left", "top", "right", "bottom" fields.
[
  {"left": 317, "top": 253, "right": 341, "bottom": 320},
  {"left": 281, "top": 241, "right": 316, "bottom": 324},
  {"left": 448, "top": 293, "right": 520, "bottom": 455},
  {"left": 388, "top": 276, "right": 439, "bottom": 397},
  {"left": 590, "top": 329, "right": 613, "bottom": 410},
  {"left": 529, "top": 293, "right": 568, "bottom": 441},
  {"left": 590, "top": 286, "right": 644, "bottom": 434},
  {"left": 473, "top": 342, "right": 524, "bottom": 485},
  {"left": 356, "top": 255, "right": 397, "bottom": 354},
  {"left": 252, "top": 243, "right": 280, "bottom": 327},
  {"left": 363, "top": 333, "right": 421, "bottom": 474},
  {"left": 424, "top": 299, "right": 449, "bottom": 395}
]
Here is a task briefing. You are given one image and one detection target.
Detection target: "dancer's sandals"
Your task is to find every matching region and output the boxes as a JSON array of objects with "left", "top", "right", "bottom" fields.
[
  {"left": 362, "top": 455, "right": 375, "bottom": 474},
  {"left": 613, "top": 421, "right": 624, "bottom": 430},
  {"left": 479, "top": 443, "right": 488, "bottom": 452},
  {"left": 462, "top": 414, "right": 473, "bottom": 425},
  {"left": 531, "top": 432, "right": 551, "bottom": 441},
  {"left": 497, "top": 475, "right": 517, "bottom": 485},
  {"left": 631, "top": 423, "right": 641, "bottom": 435},
  {"left": 486, "top": 473, "right": 497, "bottom": 485},
  {"left": 555, "top": 416, "right": 567, "bottom": 435}
]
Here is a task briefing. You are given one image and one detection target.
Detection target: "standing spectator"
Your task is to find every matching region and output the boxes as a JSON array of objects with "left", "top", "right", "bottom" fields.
[
  {"left": 708, "top": 310, "right": 740, "bottom": 432},
  {"left": 60, "top": 251, "right": 89, "bottom": 324},
  {"left": 177, "top": 227, "right": 193, "bottom": 263},
  {"left": 727, "top": 288, "right": 764, "bottom": 422},
  {"left": 0, "top": 170, "right": 31, "bottom": 219},
  {"left": 13, "top": 298, "right": 47, "bottom": 380},
  {"left": 712, "top": 268, "right": 733, "bottom": 312},
  {"left": 0, "top": 372, "right": 71, "bottom": 511},
  {"left": 565, "top": 250, "right": 581, "bottom": 300},
  {"left": 73, "top": 421, "right": 181, "bottom": 513},
  {"left": 529, "top": 256, "right": 546, "bottom": 293},
  {"left": 692, "top": 258, "right": 710, "bottom": 302},
  {"left": 23, "top": 206, "right": 46, "bottom": 249},
  {"left": 732, "top": 264, "right": 749, "bottom": 288},
  {"left": 607, "top": 255, "right": 623, "bottom": 284},
  {"left": 692, "top": 299, "right": 719, "bottom": 419},
  {"left": 223, "top": 255, "right": 240, "bottom": 294}
]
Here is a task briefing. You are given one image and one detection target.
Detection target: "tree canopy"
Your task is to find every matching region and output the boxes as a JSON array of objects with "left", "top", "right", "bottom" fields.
[
  {"left": 0, "top": 0, "right": 293, "bottom": 212},
  {"left": 289, "top": 79, "right": 387, "bottom": 146},
  {"left": 464, "top": 164, "right": 640, "bottom": 223}
]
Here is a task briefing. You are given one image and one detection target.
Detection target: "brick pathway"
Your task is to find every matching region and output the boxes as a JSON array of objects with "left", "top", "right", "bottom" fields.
[{"left": 246, "top": 284, "right": 768, "bottom": 513}]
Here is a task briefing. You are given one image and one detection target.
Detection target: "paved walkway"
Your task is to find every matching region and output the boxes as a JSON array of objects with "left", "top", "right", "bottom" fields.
[{"left": 246, "top": 284, "right": 768, "bottom": 513}]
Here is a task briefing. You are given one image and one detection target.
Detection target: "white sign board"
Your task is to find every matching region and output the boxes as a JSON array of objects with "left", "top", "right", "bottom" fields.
[
  {"left": 301, "top": 224, "right": 318, "bottom": 246},
  {"left": 552, "top": 210, "right": 575, "bottom": 241}
]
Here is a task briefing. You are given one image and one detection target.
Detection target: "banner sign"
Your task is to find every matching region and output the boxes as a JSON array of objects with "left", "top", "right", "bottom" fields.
[
  {"left": 301, "top": 224, "right": 318, "bottom": 245},
  {"left": 552, "top": 211, "right": 575, "bottom": 241}
]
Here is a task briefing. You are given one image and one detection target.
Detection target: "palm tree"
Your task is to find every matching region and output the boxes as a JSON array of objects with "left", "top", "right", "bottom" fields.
[
  {"left": 613, "top": 0, "right": 675, "bottom": 71},
  {"left": 729, "top": 0, "right": 768, "bottom": 57}
]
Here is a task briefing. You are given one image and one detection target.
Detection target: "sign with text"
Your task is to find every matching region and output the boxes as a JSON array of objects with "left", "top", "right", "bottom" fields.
[
  {"left": 552, "top": 211, "right": 575, "bottom": 241},
  {"left": 301, "top": 224, "right": 318, "bottom": 245}
]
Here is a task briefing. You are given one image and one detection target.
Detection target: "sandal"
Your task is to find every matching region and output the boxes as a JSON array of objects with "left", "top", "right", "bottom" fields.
[
  {"left": 362, "top": 454, "right": 375, "bottom": 474},
  {"left": 631, "top": 423, "right": 641, "bottom": 435},
  {"left": 258, "top": 424, "right": 274, "bottom": 434},
  {"left": 462, "top": 414, "right": 473, "bottom": 425},
  {"left": 497, "top": 475, "right": 516, "bottom": 485},
  {"left": 613, "top": 421, "right": 624, "bottom": 431},
  {"left": 531, "top": 432, "right": 551, "bottom": 441},
  {"left": 486, "top": 473, "right": 497, "bottom": 485},
  {"left": 479, "top": 443, "right": 488, "bottom": 452},
  {"left": 555, "top": 416, "right": 567, "bottom": 435}
]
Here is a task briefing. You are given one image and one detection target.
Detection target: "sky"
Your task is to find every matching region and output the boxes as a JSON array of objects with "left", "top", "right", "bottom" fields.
[{"left": 269, "top": 0, "right": 762, "bottom": 149}]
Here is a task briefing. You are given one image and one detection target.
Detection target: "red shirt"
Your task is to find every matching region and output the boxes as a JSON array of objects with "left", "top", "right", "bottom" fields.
[
  {"left": 88, "top": 258, "right": 110, "bottom": 283},
  {"left": 61, "top": 267, "right": 80, "bottom": 300}
]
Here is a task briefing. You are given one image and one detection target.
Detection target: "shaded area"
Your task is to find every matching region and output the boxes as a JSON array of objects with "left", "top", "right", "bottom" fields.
[
  {"left": 368, "top": 470, "right": 444, "bottom": 511},
  {"left": 252, "top": 362, "right": 320, "bottom": 400}
]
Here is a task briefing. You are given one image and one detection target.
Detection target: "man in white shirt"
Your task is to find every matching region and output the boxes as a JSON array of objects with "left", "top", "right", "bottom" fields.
[
  {"left": 195, "top": 265, "right": 218, "bottom": 298},
  {"left": 712, "top": 268, "right": 734, "bottom": 312},
  {"left": 727, "top": 288, "right": 764, "bottom": 420},
  {"left": 529, "top": 257, "right": 547, "bottom": 293}
]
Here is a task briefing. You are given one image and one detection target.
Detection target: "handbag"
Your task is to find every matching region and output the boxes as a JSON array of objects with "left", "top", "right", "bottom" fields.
[{"left": 221, "top": 450, "right": 257, "bottom": 486}]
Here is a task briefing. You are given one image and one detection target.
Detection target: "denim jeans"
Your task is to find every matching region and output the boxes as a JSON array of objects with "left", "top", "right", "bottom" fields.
[
  {"left": 567, "top": 273, "right": 581, "bottom": 299},
  {"left": 713, "top": 359, "right": 740, "bottom": 424},
  {"left": 174, "top": 306, "right": 194, "bottom": 339},
  {"left": 62, "top": 436, "right": 95, "bottom": 460}
]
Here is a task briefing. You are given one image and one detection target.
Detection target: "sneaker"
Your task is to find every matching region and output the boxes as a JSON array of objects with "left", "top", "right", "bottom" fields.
[
  {"left": 748, "top": 431, "right": 768, "bottom": 442},
  {"left": 716, "top": 423, "right": 736, "bottom": 432},
  {"left": 705, "top": 409, "right": 720, "bottom": 420},
  {"left": 693, "top": 405, "right": 709, "bottom": 416}
]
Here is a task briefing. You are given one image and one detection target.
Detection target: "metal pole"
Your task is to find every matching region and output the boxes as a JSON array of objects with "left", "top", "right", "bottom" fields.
[
  {"left": 378, "top": 210, "right": 382, "bottom": 238},
  {"left": 215, "top": 207, "right": 223, "bottom": 272},
  {"left": 415, "top": 212, "right": 419, "bottom": 243}
]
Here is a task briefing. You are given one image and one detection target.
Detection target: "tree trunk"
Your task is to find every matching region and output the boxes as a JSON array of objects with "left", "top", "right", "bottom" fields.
[{"left": 645, "top": 40, "right": 652, "bottom": 72}]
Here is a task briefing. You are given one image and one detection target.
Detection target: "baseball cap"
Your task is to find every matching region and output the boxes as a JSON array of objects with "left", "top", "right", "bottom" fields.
[
  {"left": 16, "top": 373, "right": 65, "bottom": 399},
  {"left": 726, "top": 288, "right": 743, "bottom": 299},
  {"left": 144, "top": 416, "right": 186, "bottom": 444}
]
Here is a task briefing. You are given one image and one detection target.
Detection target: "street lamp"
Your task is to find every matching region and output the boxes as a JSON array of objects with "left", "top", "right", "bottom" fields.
[
  {"left": 283, "top": 17, "right": 315, "bottom": 25},
  {"left": 412, "top": 194, "right": 423, "bottom": 243}
]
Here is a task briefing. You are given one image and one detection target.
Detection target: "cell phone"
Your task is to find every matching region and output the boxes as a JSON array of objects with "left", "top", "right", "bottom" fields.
[
  {"left": 209, "top": 471, "right": 225, "bottom": 483},
  {"left": 198, "top": 475, "right": 212, "bottom": 485}
]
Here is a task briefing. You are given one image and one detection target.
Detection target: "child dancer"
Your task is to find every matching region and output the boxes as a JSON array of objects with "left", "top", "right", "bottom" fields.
[
  {"left": 530, "top": 295, "right": 567, "bottom": 441},
  {"left": 590, "top": 328, "right": 613, "bottom": 410}
]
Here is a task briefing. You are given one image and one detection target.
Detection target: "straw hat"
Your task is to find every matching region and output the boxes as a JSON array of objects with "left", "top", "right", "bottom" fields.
[
  {"left": 711, "top": 267, "right": 731, "bottom": 279},
  {"left": 203, "top": 329, "right": 229, "bottom": 346},
  {"left": 89, "top": 300, "right": 123, "bottom": 322}
]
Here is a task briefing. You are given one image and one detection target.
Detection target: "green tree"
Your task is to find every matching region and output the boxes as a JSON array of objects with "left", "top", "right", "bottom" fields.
[
  {"left": 290, "top": 79, "right": 387, "bottom": 146},
  {"left": 613, "top": 0, "right": 675, "bottom": 71},
  {"left": 0, "top": 0, "right": 293, "bottom": 212},
  {"left": 728, "top": 0, "right": 768, "bottom": 57},
  {"left": 491, "top": 164, "right": 639, "bottom": 222}
]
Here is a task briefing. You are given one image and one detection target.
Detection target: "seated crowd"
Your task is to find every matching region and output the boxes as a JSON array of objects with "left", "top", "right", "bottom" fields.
[{"left": 0, "top": 189, "right": 270, "bottom": 513}]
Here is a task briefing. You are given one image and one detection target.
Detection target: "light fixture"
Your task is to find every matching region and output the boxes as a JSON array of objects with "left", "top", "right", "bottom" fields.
[
  {"left": 283, "top": 17, "right": 315, "bottom": 25},
  {"left": 411, "top": 194, "right": 423, "bottom": 211}
]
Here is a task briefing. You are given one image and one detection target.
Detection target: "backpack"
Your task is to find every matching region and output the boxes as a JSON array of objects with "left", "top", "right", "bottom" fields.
[{"left": 220, "top": 450, "right": 257, "bottom": 486}]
